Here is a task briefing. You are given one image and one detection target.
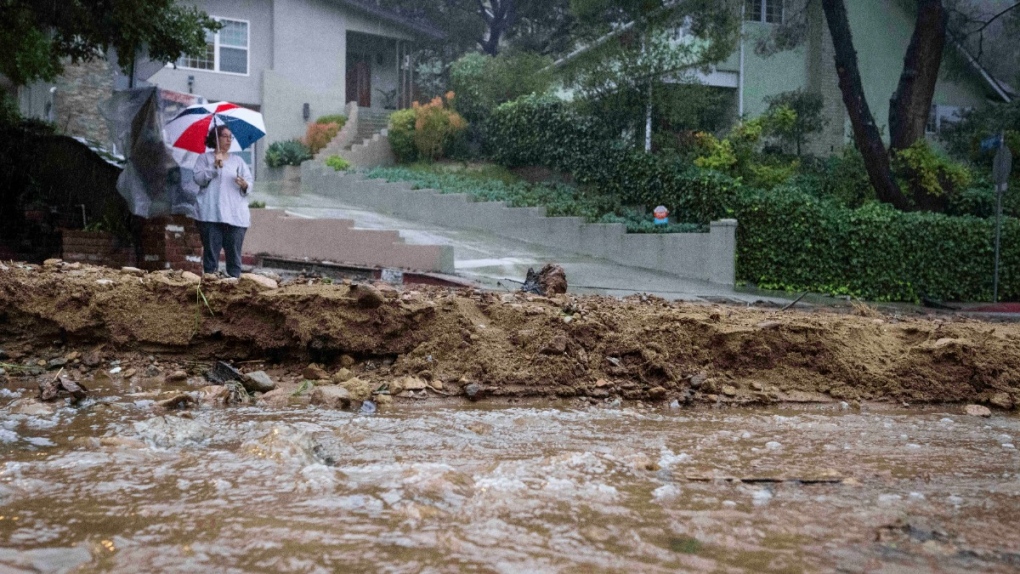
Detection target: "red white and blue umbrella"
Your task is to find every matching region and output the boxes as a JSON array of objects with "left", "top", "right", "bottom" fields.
[{"left": 164, "top": 101, "right": 266, "bottom": 153}]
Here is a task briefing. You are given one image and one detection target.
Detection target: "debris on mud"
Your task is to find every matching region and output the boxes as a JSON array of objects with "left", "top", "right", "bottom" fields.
[
  {"left": 520, "top": 264, "right": 567, "bottom": 296},
  {"left": 1, "top": 261, "right": 1020, "bottom": 409},
  {"left": 38, "top": 374, "right": 88, "bottom": 403}
]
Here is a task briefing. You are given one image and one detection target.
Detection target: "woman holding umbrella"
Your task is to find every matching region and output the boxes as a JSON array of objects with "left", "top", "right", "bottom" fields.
[{"left": 193, "top": 124, "right": 252, "bottom": 278}]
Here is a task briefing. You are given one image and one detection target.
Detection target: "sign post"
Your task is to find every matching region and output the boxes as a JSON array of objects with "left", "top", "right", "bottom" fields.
[{"left": 992, "top": 134, "right": 1012, "bottom": 303}]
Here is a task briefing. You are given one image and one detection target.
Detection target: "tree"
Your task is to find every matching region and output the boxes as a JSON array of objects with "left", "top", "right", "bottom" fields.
[
  {"left": 378, "top": 0, "right": 573, "bottom": 58},
  {"left": 560, "top": 0, "right": 741, "bottom": 150},
  {"left": 0, "top": 0, "right": 219, "bottom": 87},
  {"left": 763, "top": 89, "right": 827, "bottom": 156},
  {"left": 820, "top": 0, "right": 1020, "bottom": 211}
]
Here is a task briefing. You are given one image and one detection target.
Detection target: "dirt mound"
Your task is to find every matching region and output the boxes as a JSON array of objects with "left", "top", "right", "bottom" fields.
[{"left": 1, "top": 261, "right": 1019, "bottom": 409}]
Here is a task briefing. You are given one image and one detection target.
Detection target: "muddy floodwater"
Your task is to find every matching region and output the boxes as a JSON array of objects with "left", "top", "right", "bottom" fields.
[{"left": 1, "top": 396, "right": 1019, "bottom": 573}]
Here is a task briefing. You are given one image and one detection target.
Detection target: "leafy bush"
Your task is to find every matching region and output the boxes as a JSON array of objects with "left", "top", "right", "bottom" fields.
[
  {"left": 892, "top": 140, "right": 971, "bottom": 199},
  {"left": 450, "top": 52, "right": 553, "bottom": 125},
  {"left": 249, "top": 200, "right": 266, "bottom": 208},
  {"left": 733, "top": 189, "right": 1017, "bottom": 302},
  {"left": 303, "top": 122, "right": 340, "bottom": 155},
  {"left": 325, "top": 155, "right": 351, "bottom": 171},
  {"left": 413, "top": 93, "right": 468, "bottom": 162},
  {"left": 388, "top": 108, "right": 417, "bottom": 163},
  {"left": 315, "top": 114, "right": 347, "bottom": 128},
  {"left": 487, "top": 94, "right": 625, "bottom": 186},
  {"left": 762, "top": 89, "right": 826, "bottom": 156},
  {"left": 265, "top": 139, "right": 312, "bottom": 167}
]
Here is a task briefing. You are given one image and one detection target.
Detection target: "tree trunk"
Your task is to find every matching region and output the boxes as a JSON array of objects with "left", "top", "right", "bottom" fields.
[
  {"left": 821, "top": 0, "right": 910, "bottom": 211},
  {"left": 889, "top": 0, "right": 947, "bottom": 152},
  {"left": 478, "top": 0, "right": 517, "bottom": 56},
  {"left": 888, "top": 0, "right": 949, "bottom": 211}
]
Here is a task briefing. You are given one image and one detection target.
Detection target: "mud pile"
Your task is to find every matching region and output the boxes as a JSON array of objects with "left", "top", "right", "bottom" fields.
[{"left": 1, "top": 261, "right": 1019, "bottom": 409}]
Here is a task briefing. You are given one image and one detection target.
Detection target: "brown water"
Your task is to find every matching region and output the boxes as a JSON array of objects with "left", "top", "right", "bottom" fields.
[{"left": 1, "top": 393, "right": 1019, "bottom": 573}]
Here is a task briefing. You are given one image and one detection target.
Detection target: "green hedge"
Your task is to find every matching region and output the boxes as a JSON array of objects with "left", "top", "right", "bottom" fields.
[
  {"left": 485, "top": 93, "right": 1018, "bottom": 302},
  {"left": 734, "top": 188, "right": 1017, "bottom": 302}
]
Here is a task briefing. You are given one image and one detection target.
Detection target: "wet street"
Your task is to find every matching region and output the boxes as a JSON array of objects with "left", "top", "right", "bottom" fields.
[{"left": 2, "top": 392, "right": 1019, "bottom": 573}]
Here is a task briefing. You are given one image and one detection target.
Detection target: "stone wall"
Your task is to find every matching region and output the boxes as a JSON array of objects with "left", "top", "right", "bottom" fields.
[{"left": 54, "top": 59, "right": 115, "bottom": 147}]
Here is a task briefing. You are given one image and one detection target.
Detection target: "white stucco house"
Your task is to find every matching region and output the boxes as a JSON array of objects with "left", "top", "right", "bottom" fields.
[
  {"left": 8, "top": 0, "right": 441, "bottom": 177},
  {"left": 150, "top": 0, "right": 441, "bottom": 175}
]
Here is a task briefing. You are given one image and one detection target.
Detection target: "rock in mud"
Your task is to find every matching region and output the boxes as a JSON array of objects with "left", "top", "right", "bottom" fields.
[
  {"left": 964, "top": 404, "right": 992, "bottom": 417},
  {"left": 244, "top": 370, "right": 276, "bottom": 393},
  {"left": 181, "top": 271, "right": 202, "bottom": 284},
  {"left": 82, "top": 350, "right": 102, "bottom": 367},
  {"left": 207, "top": 361, "right": 244, "bottom": 384},
  {"left": 537, "top": 264, "right": 567, "bottom": 295},
  {"left": 157, "top": 393, "right": 197, "bottom": 410},
  {"left": 310, "top": 386, "right": 352, "bottom": 409},
  {"left": 9, "top": 398, "right": 57, "bottom": 416},
  {"left": 540, "top": 335, "right": 569, "bottom": 355},
  {"left": 989, "top": 393, "right": 1014, "bottom": 410},
  {"left": 464, "top": 383, "right": 484, "bottom": 401},
  {"left": 198, "top": 385, "right": 231, "bottom": 405},
  {"left": 258, "top": 388, "right": 292, "bottom": 407},
  {"left": 400, "top": 376, "right": 427, "bottom": 391},
  {"left": 240, "top": 273, "right": 278, "bottom": 290},
  {"left": 133, "top": 415, "right": 213, "bottom": 448},
  {"left": 330, "top": 368, "right": 353, "bottom": 383},
  {"left": 647, "top": 386, "right": 667, "bottom": 401},
  {"left": 166, "top": 370, "right": 189, "bottom": 384},
  {"left": 350, "top": 283, "right": 385, "bottom": 309},
  {"left": 38, "top": 376, "right": 88, "bottom": 403},
  {"left": 302, "top": 364, "right": 329, "bottom": 381}
]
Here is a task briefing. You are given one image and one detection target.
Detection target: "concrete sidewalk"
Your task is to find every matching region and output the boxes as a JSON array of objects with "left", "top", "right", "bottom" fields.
[{"left": 248, "top": 187, "right": 791, "bottom": 305}]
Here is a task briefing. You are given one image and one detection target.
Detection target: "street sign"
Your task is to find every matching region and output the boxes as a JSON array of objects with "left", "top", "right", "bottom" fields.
[
  {"left": 991, "top": 140, "right": 1011, "bottom": 303},
  {"left": 993, "top": 143, "right": 1012, "bottom": 187}
]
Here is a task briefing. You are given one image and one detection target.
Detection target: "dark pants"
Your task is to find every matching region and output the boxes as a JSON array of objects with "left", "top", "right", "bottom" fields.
[{"left": 198, "top": 221, "right": 247, "bottom": 278}]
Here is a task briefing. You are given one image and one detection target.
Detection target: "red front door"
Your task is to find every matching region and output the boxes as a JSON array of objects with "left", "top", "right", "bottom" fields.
[{"left": 346, "top": 57, "right": 371, "bottom": 107}]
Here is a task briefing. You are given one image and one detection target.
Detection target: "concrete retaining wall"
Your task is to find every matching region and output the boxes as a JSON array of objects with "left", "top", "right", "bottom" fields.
[
  {"left": 245, "top": 208, "right": 454, "bottom": 273},
  {"left": 301, "top": 168, "right": 737, "bottom": 285}
]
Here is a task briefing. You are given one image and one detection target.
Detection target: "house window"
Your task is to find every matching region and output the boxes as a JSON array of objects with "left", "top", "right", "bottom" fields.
[
  {"left": 745, "top": 0, "right": 783, "bottom": 23},
  {"left": 178, "top": 18, "right": 249, "bottom": 75},
  {"left": 925, "top": 105, "right": 938, "bottom": 134}
]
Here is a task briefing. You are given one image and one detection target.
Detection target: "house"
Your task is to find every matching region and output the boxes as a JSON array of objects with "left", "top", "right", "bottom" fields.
[
  {"left": 8, "top": 0, "right": 442, "bottom": 177},
  {"left": 716, "top": 0, "right": 1012, "bottom": 155},
  {"left": 554, "top": 0, "right": 1012, "bottom": 155}
]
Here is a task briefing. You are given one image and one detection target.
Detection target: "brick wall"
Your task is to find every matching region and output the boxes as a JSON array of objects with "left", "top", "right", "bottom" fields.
[
  {"left": 61, "top": 216, "right": 202, "bottom": 273},
  {"left": 62, "top": 230, "right": 135, "bottom": 268},
  {"left": 138, "top": 215, "right": 203, "bottom": 274}
]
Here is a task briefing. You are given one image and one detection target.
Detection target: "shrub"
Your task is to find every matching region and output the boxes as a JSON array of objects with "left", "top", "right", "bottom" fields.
[
  {"left": 733, "top": 189, "right": 1016, "bottom": 302},
  {"left": 487, "top": 94, "right": 624, "bottom": 185},
  {"left": 315, "top": 114, "right": 347, "bottom": 128},
  {"left": 265, "top": 139, "right": 312, "bottom": 167},
  {"left": 411, "top": 92, "right": 467, "bottom": 162},
  {"left": 325, "top": 155, "right": 351, "bottom": 171},
  {"left": 249, "top": 200, "right": 266, "bottom": 208},
  {"left": 762, "top": 89, "right": 827, "bottom": 156},
  {"left": 303, "top": 122, "right": 341, "bottom": 155},
  {"left": 892, "top": 140, "right": 972, "bottom": 198},
  {"left": 450, "top": 51, "right": 553, "bottom": 126},
  {"left": 388, "top": 108, "right": 417, "bottom": 163}
]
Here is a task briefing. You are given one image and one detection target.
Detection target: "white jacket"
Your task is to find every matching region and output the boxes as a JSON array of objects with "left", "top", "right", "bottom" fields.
[{"left": 193, "top": 153, "right": 252, "bottom": 228}]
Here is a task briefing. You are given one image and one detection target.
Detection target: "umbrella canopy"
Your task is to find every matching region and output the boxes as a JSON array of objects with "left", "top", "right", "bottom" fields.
[{"left": 164, "top": 101, "right": 266, "bottom": 153}]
